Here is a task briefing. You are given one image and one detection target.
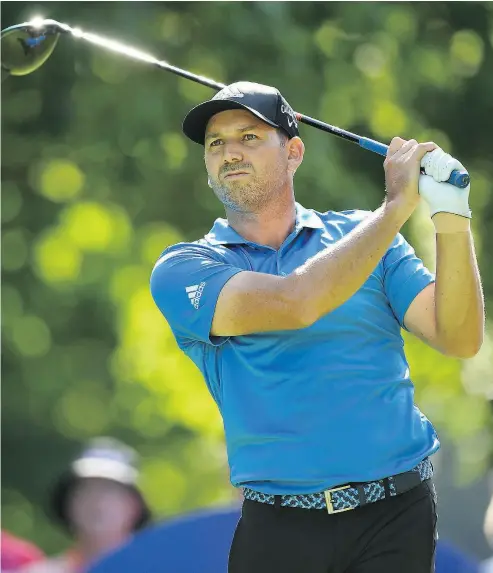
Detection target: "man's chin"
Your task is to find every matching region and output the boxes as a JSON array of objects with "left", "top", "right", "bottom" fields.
[
  {"left": 223, "top": 177, "right": 250, "bottom": 187},
  {"left": 211, "top": 182, "right": 264, "bottom": 210}
]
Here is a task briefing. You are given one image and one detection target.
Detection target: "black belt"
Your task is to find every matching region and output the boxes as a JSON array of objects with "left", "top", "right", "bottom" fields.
[{"left": 243, "top": 458, "right": 433, "bottom": 513}]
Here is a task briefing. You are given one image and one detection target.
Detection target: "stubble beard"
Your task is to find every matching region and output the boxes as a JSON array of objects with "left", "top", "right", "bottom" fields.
[{"left": 210, "top": 165, "right": 287, "bottom": 214}]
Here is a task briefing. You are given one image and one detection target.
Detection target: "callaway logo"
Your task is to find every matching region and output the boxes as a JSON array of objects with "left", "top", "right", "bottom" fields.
[
  {"left": 213, "top": 86, "right": 245, "bottom": 100},
  {"left": 185, "top": 282, "right": 206, "bottom": 309},
  {"left": 281, "top": 103, "right": 298, "bottom": 128}
]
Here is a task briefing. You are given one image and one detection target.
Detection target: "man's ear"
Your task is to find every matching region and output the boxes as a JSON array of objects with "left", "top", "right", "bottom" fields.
[{"left": 287, "top": 136, "right": 304, "bottom": 175}]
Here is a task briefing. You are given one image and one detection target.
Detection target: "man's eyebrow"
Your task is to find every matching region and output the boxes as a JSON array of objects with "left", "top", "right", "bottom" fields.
[
  {"left": 238, "top": 123, "right": 263, "bottom": 132},
  {"left": 205, "top": 123, "right": 264, "bottom": 140}
]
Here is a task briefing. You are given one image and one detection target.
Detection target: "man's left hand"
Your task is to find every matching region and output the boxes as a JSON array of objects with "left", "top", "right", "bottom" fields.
[{"left": 419, "top": 147, "right": 472, "bottom": 219}]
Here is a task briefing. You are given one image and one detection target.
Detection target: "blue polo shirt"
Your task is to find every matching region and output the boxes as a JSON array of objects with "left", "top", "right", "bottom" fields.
[{"left": 150, "top": 203, "right": 440, "bottom": 495}]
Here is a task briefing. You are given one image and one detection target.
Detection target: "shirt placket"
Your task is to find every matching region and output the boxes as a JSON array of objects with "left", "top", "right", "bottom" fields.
[
  {"left": 277, "top": 225, "right": 303, "bottom": 276},
  {"left": 276, "top": 251, "right": 286, "bottom": 276}
]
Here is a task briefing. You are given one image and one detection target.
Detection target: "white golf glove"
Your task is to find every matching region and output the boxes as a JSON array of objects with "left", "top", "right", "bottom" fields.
[{"left": 419, "top": 147, "right": 471, "bottom": 218}]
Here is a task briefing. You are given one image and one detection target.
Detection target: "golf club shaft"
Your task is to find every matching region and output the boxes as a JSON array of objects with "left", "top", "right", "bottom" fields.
[
  {"left": 54, "top": 21, "right": 228, "bottom": 90},
  {"left": 7, "top": 20, "right": 470, "bottom": 189}
]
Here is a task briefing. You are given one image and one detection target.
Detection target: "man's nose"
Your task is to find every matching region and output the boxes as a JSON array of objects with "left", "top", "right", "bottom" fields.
[{"left": 222, "top": 141, "right": 243, "bottom": 163}]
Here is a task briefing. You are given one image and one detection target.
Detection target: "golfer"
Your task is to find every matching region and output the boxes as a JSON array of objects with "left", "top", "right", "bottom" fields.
[{"left": 151, "top": 82, "right": 484, "bottom": 573}]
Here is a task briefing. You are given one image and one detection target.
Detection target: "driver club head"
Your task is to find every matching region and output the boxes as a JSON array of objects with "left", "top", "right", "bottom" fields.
[{"left": 1, "top": 20, "right": 65, "bottom": 76}]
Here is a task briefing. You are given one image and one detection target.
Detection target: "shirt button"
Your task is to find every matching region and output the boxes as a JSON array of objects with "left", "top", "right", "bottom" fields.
[{"left": 280, "top": 271, "right": 287, "bottom": 276}]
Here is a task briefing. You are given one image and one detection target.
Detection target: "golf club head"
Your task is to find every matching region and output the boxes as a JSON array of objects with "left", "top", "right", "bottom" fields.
[{"left": 1, "top": 20, "right": 64, "bottom": 76}]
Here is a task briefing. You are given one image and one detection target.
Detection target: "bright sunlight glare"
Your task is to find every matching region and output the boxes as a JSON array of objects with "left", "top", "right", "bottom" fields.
[
  {"left": 29, "top": 16, "right": 45, "bottom": 28},
  {"left": 65, "top": 25, "right": 159, "bottom": 65}
]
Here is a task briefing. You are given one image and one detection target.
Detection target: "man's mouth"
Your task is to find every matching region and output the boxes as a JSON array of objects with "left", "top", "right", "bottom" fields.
[{"left": 224, "top": 171, "right": 249, "bottom": 179}]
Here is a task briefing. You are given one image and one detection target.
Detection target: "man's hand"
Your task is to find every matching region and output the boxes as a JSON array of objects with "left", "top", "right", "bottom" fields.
[
  {"left": 384, "top": 137, "right": 437, "bottom": 219},
  {"left": 419, "top": 147, "right": 472, "bottom": 220}
]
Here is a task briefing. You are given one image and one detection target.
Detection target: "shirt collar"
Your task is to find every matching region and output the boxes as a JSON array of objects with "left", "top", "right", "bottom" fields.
[{"left": 205, "top": 202, "right": 324, "bottom": 246}]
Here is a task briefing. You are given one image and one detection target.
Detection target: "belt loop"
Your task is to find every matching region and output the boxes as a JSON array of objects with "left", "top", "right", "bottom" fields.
[
  {"left": 274, "top": 495, "right": 282, "bottom": 511},
  {"left": 383, "top": 478, "right": 392, "bottom": 498},
  {"left": 356, "top": 485, "right": 367, "bottom": 506}
]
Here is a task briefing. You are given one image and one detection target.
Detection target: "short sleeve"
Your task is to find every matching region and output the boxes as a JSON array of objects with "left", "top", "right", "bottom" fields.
[
  {"left": 382, "top": 233, "right": 435, "bottom": 329},
  {"left": 150, "top": 242, "right": 244, "bottom": 347}
]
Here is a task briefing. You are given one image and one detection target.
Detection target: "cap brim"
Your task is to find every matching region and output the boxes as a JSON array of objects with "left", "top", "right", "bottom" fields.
[
  {"left": 71, "top": 457, "right": 138, "bottom": 484},
  {"left": 182, "top": 99, "right": 279, "bottom": 145}
]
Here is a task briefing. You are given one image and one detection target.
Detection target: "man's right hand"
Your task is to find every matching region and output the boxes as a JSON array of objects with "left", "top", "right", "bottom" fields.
[{"left": 384, "top": 137, "right": 437, "bottom": 219}]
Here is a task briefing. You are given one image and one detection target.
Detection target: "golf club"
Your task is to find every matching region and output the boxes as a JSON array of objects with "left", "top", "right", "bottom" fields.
[{"left": 1, "top": 18, "right": 470, "bottom": 189}]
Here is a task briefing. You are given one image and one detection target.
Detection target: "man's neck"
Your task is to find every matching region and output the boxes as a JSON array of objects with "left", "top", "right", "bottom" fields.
[{"left": 226, "top": 196, "right": 297, "bottom": 250}]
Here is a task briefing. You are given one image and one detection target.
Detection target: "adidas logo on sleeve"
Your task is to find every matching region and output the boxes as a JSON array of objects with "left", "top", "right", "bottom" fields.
[{"left": 185, "top": 282, "right": 206, "bottom": 309}]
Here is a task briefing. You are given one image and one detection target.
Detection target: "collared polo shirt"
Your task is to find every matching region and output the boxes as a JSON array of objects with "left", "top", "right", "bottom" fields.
[{"left": 150, "top": 203, "right": 439, "bottom": 495}]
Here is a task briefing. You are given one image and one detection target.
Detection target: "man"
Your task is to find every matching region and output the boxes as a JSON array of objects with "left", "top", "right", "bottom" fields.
[
  {"left": 20, "top": 437, "right": 151, "bottom": 573},
  {"left": 150, "top": 81, "right": 484, "bottom": 572}
]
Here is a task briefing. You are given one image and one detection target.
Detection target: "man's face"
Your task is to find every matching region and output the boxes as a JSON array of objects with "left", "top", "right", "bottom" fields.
[
  {"left": 204, "top": 109, "right": 292, "bottom": 213},
  {"left": 67, "top": 478, "right": 139, "bottom": 537}
]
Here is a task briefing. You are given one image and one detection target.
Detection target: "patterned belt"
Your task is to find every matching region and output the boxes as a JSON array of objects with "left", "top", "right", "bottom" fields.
[{"left": 243, "top": 458, "right": 433, "bottom": 514}]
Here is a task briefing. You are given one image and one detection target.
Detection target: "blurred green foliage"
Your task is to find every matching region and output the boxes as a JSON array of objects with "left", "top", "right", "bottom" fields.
[{"left": 2, "top": 1, "right": 492, "bottom": 554}]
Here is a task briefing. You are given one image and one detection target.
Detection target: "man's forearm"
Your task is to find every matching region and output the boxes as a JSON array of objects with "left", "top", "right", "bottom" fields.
[
  {"left": 433, "top": 213, "right": 484, "bottom": 357},
  {"left": 289, "top": 202, "right": 408, "bottom": 323}
]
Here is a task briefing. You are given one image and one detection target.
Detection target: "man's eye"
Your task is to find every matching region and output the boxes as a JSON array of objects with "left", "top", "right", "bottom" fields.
[
  {"left": 243, "top": 134, "right": 258, "bottom": 141},
  {"left": 210, "top": 139, "right": 223, "bottom": 147}
]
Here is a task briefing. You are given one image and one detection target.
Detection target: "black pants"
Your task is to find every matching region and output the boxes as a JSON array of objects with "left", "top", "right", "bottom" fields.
[{"left": 229, "top": 480, "right": 438, "bottom": 573}]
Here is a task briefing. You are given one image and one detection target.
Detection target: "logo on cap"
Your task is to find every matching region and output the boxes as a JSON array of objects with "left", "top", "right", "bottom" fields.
[
  {"left": 281, "top": 103, "right": 298, "bottom": 129},
  {"left": 213, "top": 85, "right": 245, "bottom": 100}
]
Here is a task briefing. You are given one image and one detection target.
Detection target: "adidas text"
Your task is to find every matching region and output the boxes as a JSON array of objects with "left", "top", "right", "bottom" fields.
[{"left": 185, "top": 282, "right": 206, "bottom": 309}]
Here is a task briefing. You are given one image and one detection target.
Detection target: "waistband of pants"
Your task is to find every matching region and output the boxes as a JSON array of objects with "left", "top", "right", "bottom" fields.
[{"left": 243, "top": 458, "right": 433, "bottom": 513}]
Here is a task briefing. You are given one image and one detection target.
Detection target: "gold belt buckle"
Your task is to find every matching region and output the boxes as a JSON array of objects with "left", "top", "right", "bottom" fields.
[{"left": 324, "top": 484, "right": 353, "bottom": 515}]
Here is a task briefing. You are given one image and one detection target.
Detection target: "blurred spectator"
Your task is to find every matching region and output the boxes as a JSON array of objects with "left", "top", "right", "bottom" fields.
[
  {"left": 1, "top": 531, "right": 45, "bottom": 572},
  {"left": 481, "top": 489, "right": 493, "bottom": 573},
  {"left": 19, "top": 437, "right": 151, "bottom": 573}
]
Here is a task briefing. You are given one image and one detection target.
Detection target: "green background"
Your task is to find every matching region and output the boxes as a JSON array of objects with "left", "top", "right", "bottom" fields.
[{"left": 2, "top": 1, "right": 492, "bottom": 556}]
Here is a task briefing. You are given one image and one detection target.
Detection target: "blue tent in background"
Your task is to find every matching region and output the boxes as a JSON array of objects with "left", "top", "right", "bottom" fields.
[
  {"left": 87, "top": 505, "right": 241, "bottom": 573},
  {"left": 88, "top": 504, "right": 479, "bottom": 573},
  {"left": 436, "top": 539, "right": 479, "bottom": 573}
]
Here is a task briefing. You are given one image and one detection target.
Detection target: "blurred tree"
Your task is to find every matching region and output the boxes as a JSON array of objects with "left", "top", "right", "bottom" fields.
[{"left": 1, "top": 1, "right": 492, "bottom": 553}]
